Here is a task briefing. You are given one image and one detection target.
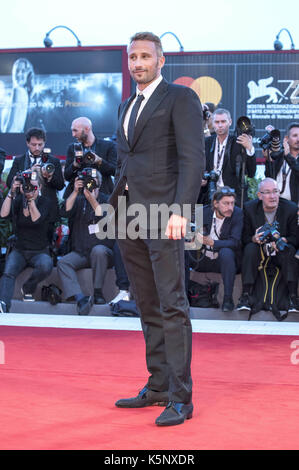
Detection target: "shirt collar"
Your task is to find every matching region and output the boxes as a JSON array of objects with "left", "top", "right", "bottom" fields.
[{"left": 136, "top": 74, "right": 163, "bottom": 100}]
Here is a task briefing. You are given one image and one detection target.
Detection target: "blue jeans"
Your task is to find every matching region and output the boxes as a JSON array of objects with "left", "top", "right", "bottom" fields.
[{"left": 0, "top": 249, "right": 53, "bottom": 310}]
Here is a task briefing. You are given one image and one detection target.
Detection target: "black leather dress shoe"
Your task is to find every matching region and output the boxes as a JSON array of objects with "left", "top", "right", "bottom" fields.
[
  {"left": 155, "top": 401, "right": 193, "bottom": 426},
  {"left": 77, "top": 296, "right": 93, "bottom": 315},
  {"left": 222, "top": 296, "right": 234, "bottom": 312},
  {"left": 115, "top": 386, "right": 169, "bottom": 408},
  {"left": 94, "top": 290, "right": 106, "bottom": 305}
]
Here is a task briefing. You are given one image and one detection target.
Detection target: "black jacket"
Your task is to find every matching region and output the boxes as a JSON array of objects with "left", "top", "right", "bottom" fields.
[
  {"left": 109, "top": 79, "right": 205, "bottom": 221},
  {"left": 199, "top": 134, "right": 256, "bottom": 206},
  {"left": 265, "top": 152, "right": 299, "bottom": 204},
  {"left": 61, "top": 192, "right": 114, "bottom": 256},
  {"left": 242, "top": 198, "right": 298, "bottom": 249},
  {"left": 7, "top": 152, "right": 64, "bottom": 223},
  {"left": 202, "top": 204, "right": 244, "bottom": 253}
]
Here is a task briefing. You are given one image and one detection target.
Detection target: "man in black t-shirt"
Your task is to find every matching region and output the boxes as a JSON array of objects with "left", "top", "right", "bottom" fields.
[
  {"left": 0, "top": 176, "right": 53, "bottom": 313},
  {"left": 57, "top": 169, "right": 114, "bottom": 315}
]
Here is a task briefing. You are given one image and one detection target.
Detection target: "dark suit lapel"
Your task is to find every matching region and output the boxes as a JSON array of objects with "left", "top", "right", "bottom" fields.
[
  {"left": 131, "top": 79, "right": 169, "bottom": 148},
  {"left": 222, "top": 135, "right": 233, "bottom": 171},
  {"left": 220, "top": 217, "right": 230, "bottom": 238},
  {"left": 256, "top": 200, "right": 266, "bottom": 227},
  {"left": 118, "top": 95, "right": 136, "bottom": 149}
]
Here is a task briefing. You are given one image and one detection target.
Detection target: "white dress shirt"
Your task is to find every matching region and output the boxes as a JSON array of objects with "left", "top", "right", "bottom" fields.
[{"left": 123, "top": 74, "right": 163, "bottom": 140}]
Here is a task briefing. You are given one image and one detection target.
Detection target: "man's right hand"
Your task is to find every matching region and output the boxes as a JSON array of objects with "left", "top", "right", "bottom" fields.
[
  {"left": 74, "top": 178, "right": 84, "bottom": 193},
  {"left": 252, "top": 226, "right": 264, "bottom": 244}
]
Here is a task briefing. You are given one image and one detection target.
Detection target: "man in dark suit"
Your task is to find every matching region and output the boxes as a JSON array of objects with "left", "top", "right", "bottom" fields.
[
  {"left": 63, "top": 117, "right": 117, "bottom": 199},
  {"left": 186, "top": 186, "right": 243, "bottom": 312},
  {"left": 237, "top": 178, "right": 298, "bottom": 314},
  {"left": 199, "top": 108, "right": 256, "bottom": 207},
  {"left": 110, "top": 32, "right": 205, "bottom": 426},
  {"left": 264, "top": 122, "right": 299, "bottom": 204},
  {"left": 7, "top": 127, "right": 64, "bottom": 242}
]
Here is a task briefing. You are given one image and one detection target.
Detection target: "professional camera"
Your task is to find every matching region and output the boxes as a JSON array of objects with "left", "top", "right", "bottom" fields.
[
  {"left": 257, "top": 221, "right": 288, "bottom": 252},
  {"left": 234, "top": 116, "right": 255, "bottom": 137},
  {"left": 40, "top": 148, "right": 55, "bottom": 174},
  {"left": 202, "top": 104, "right": 211, "bottom": 122},
  {"left": 258, "top": 125, "right": 282, "bottom": 159},
  {"left": 77, "top": 167, "right": 98, "bottom": 192},
  {"left": 74, "top": 143, "right": 95, "bottom": 165},
  {"left": 203, "top": 169, "right": 220, "bottom": 201},
  {"left": 15, "top": 170, "right": 38, "bottom": 194}
]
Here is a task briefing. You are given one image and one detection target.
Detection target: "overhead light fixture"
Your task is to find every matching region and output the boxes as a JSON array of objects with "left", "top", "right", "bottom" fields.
[
  {"left": 43, "top": 25, "right": 82, "bottom": 48},
  {"left": 160, "top": 32, "right": 184, "bottom": 52},
  {"left": 274, "top": 28, "right": 295, "bottom": 50}
]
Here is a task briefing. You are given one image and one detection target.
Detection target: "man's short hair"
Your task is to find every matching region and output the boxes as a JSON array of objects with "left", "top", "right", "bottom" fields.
[
  {"left": 286, "top": 122, "right": 299, "bottom": 136},
  {"left": 212, "top": 108, "right": 232, "bottom": 121},
  {"left": 129, "top": 32, "right": 163, "bottom": 57},
  {"left": 212, "top": 186, "right": 236, "bottom": 203},
  {"left": 26, "top": 128, "right": 46, "bottom": 142}
]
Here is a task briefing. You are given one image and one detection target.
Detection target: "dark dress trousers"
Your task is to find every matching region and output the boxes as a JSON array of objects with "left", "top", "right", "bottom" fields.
[{"left": 109, "top": 79, "right": 205, "bottom": 403}]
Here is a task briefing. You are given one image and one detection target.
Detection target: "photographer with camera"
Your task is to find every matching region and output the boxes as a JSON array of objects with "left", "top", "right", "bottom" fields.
[
  {"left": 263, "top": 122, "right": 299, "bottom": 204},
  {"left": 0, "top": 147, "right": 6, "bottom": 182},
  {"left": 57, "top": 168, "right": 115, "bottom": 315},
  {"left": 0, "top": 175, "right": 53, "bottom": 313},
  {"left": 64, "top": 117, "right": 117, "bottom": 199},
  {"left": 199, "top": 109, "right": 256, "bottom": 207},
  {"left": 237, "top": 178, "right": 298, "bottom": 315},
  {"left": 202, "top": 102, "right": 216, "bottom": 137},
  {"left": 7, "top": 127, "right": 64, "bottom": 242},
  {"left": 186, "top": 186, "right": 243, "bottom": 312}
]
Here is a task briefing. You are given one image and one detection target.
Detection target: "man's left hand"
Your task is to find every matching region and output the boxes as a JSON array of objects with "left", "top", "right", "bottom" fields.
[{"left": 236, "top": 133, "right": 253, "bottom": 152}]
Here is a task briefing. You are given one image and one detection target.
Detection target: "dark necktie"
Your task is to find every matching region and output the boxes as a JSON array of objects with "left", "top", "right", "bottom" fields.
[{"left": 127, "top": 94, "right": 144, "bottom": 146}]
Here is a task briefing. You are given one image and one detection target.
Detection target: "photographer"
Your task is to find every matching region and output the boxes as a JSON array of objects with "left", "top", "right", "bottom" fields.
[
  {"left": 57, "top": 169, "right": 115, "bottom": 315},
  {"left": 237, "top": 178, "right": 298, "bottom": 314},
  {"left": 186, "top": 186, "right": 243, "bottom": 312},
  {"left": 63, "top": 117, "right": 117, "bottom": 199},
  {"left": 199, "top": 109, "right": 256, "bottom": 207},
  {"left": 7, "top": 127, "right": 64, "bottom": 242},
  {"left": 0, "top": 147, "right": 6, "bottom": 181},
  {"left": 264, "top": 122, "right": 299, "bottom": 204},
  {"left": 0, "top": 175, "right": 53, "bottom": 313}
]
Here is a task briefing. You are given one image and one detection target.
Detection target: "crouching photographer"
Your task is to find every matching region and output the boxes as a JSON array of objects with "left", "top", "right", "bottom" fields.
[
  {"left": 237, "top": 178, "right": 298, "bottom": 317},
  {"left": 57, "top": 168, "right": 115, "bottom": 315},
  {"left": 0, "top": 173, "right": 53, "bottom": 313},
  {"left": 186, "top": 186, "right": 243, "bottom": 312}
]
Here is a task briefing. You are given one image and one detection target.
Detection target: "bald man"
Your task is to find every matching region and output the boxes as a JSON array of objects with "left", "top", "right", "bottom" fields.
[{"left": 63, "top": 116, "right": 117, "bottom": 199}]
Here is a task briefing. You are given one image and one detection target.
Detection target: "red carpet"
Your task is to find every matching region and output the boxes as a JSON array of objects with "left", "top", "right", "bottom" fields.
[{"left": 0, "top": 325, "right": 299, "bottom": 450}]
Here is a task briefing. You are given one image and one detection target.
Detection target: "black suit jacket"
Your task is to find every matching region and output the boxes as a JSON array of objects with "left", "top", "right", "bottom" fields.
[
  {"left": 199, "top": 134, "right": 256, "bottom": 206},
  {"left": 203, "top": 204, "right": 244, "bottom": 253},
  {"left": 64, "top": 137, "right": 117, "bottom": 198},
  {"left": 242, "top": 198, "right": 298, "bottom": 248},
  {"left": 265, "top": 152, "right": 299, "bottom": 204},
  {"left": 109, "top": 79, "right": 205, "bottom": 223},
  {"left": 7, "top": 152, "right": 64, "bottom": 223}
]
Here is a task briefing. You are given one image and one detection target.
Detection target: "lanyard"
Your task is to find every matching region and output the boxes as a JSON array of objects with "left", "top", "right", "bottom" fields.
[{"left": 216, "top": 139, "right": 226, "bottom": 170}]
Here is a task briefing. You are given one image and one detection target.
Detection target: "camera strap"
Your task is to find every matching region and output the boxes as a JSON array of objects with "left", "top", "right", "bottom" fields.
[
  {"left": 280, "top": 161, "right": 291, "bottom": 195},
  {"left": 215, "top": 139, "right": 226, "bottom": 171}
]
